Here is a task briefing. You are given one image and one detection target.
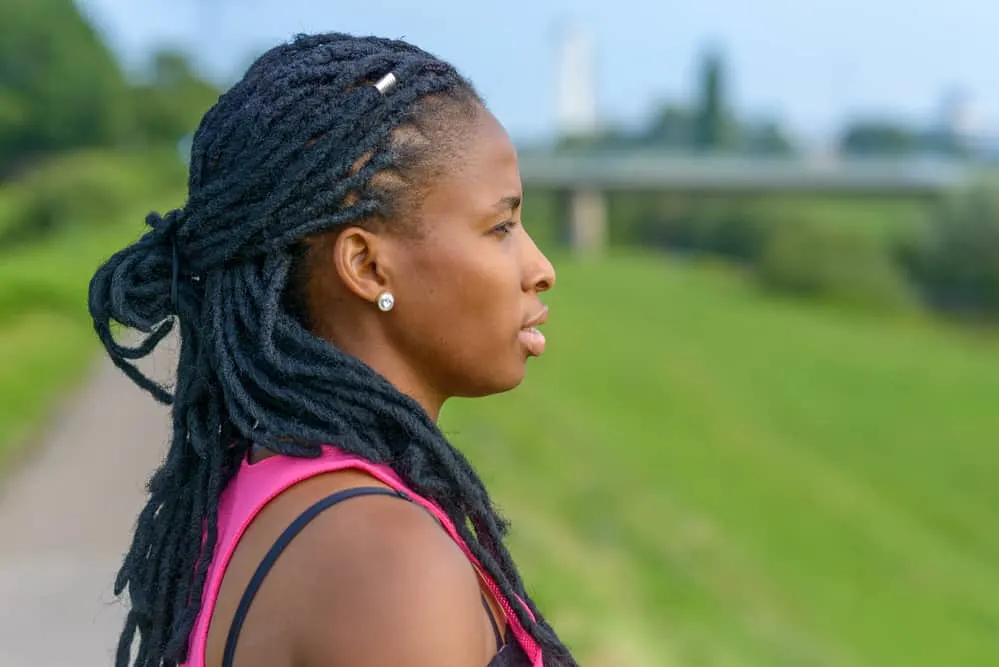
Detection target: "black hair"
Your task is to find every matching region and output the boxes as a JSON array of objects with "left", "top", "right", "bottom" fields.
[{"left": 88, "top": 32, "right": 576, "bottom": 667}]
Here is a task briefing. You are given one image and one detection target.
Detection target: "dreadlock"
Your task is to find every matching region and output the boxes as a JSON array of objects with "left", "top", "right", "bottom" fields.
[{"left": 88, "top": 32, "right": 576, "bottom": 667}]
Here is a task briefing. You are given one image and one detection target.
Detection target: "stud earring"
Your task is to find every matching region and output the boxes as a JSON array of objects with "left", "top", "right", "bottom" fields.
[{"left": 376, "top": 291, "right": 395, "bottom": 312}]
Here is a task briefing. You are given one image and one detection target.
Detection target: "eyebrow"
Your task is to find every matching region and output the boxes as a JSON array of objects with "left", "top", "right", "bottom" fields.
[{"left": 492, "top": 195, "right": 522, "bottom": 213}]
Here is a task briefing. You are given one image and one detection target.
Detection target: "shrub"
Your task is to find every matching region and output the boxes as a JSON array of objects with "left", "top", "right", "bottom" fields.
[
  {"left": 0, "top": 148, "right": 186, "bottom": 248},
  {"left": 755, "top": 215, "right": 916, "bottom": 313},
  {"left": 900, "top": 180, "right": 999, "bottom": 319}
]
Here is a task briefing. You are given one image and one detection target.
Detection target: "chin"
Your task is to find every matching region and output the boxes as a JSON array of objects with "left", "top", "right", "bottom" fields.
[{"left": 457, "top": 362, "right": 527, "bottom": 398}]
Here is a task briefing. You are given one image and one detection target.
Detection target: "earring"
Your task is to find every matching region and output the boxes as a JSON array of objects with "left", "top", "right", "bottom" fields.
[{"left": 376, "top": 291, "right": 395, "bottom": 312}]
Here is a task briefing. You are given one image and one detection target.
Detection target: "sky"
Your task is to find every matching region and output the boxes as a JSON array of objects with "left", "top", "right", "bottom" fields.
[{"left": 78, "top": 0, "right": 999, "bottom": 147}]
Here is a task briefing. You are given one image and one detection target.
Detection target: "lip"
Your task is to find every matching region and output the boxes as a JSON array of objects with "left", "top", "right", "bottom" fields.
[{"left": 522, "top": 305, "right": 549, "bottom": 330}]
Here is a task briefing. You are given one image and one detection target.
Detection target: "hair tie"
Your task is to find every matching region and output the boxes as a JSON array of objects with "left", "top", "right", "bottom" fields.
[
  {"left": 170, "top": 234, "right": 180, "bottom": 312},
  {"left": 146, "top": 209, "right": 185, "bottom": 313}
]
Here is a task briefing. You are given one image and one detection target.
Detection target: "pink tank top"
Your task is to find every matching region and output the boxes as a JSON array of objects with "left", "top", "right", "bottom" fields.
[{"left": 180, "top": 445, "right": 543, "bottom": 667}]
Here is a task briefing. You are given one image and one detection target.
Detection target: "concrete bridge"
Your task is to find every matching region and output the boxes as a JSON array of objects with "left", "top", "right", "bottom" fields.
[{"left": 515, "top": 150, "right": 974, "bottom": 253}]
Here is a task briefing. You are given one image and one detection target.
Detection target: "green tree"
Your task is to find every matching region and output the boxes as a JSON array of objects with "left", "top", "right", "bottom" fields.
[
  {"left": 901, "top": 181, "right": 999, "bottom": 317},
  {"left": 693, "top": 47, "right": 733, "bottom": 151},
  {"left": 0, "top": 0, "right": 133, "bottom": 174},
  {"left": 742, "top": 118, "right": 796, "bottom": 155},
  {"left": 838, "top": 119, "right": 919, "bottom": 156},
  {"left": 130, "top": 49, "right": 221, "bottom": 146},
  {"left": 645, "top": 103, "right": 695, "bottom": 148}
]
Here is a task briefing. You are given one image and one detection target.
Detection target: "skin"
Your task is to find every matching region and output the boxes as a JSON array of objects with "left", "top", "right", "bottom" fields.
[{"left": 203, "top": 104, "right": 555, "bottom": 667}]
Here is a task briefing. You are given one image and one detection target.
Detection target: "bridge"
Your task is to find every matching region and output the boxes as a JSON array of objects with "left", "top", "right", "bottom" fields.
[{"left": 515, "top": 150, "right": 974, "bottom": 252}]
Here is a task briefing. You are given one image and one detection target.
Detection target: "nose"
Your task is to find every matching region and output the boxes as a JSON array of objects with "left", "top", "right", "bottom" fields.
[{"left": 522, "top": 235, "right": 556, "bottom": 294}]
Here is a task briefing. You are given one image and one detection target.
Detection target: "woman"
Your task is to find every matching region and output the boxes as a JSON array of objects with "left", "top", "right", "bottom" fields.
[{"left": 89, "top": 31, "right": 576, "bottom": 667}]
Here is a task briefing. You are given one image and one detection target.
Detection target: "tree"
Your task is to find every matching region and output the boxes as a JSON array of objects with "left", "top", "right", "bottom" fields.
[
  {"left": 130, "top": 49, "right": 221, "bottom": 146},
  {"left": 645, "top": 103, "right": 695, "bottom": 148},
  {"left": 741, "top": 118, "right": 795, "bottom": 155},
  {"left": 0, "top": 0, "right": 133, "bottom": 174},
  {"left": 901, "top": 181, "right": 999, "bottom": 317},
  {"left": 838, "top": 119, "right": 919, "bottom": 156},
  {"left": 693, "top": 47, "right": 733, "bottom": 151}
]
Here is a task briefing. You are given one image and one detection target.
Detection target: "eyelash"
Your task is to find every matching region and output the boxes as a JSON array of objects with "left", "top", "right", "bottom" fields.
[{"left": 492, "top": 220, "right": 517, "bottom": 236}]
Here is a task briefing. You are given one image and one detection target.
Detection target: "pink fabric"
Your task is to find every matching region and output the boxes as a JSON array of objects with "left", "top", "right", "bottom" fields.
[{"left": 181, "top": 445, "right": 542, "bottom": 667}]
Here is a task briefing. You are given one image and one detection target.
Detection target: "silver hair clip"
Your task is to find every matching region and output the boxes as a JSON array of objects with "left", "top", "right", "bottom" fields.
[{"left": 373, "top": 72, "right": 397, "bottom": 95}]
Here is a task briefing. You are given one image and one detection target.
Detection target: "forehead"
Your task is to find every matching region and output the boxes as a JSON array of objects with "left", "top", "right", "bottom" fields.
[{"left": 417, "top": 110, "right": 522, "bottom": 225}]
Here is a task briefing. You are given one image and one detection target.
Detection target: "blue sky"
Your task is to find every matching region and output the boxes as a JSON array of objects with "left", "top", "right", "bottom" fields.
[{"left": 79, "top": 0, "right": 998, "bottom": 146}]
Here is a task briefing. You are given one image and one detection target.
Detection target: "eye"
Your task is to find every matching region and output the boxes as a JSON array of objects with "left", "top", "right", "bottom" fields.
[{"left": 491, "top": 220, "right": 517, "bottom": 237}]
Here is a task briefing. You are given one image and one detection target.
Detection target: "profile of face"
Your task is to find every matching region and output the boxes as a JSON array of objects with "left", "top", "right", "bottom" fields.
[{"left": 303, "top": 104, "right": 556, "bottom": 416}]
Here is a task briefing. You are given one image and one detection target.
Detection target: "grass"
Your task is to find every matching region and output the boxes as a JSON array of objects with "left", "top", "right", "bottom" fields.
[
  {"left": 439, "top": 250, "right": 999, "bottom": 667},
  {"left": 0, "top": 311, "right": 95, "bottom": 466},
  {"left": 0, "top": 187, "right": 182, "bottom": 470}
]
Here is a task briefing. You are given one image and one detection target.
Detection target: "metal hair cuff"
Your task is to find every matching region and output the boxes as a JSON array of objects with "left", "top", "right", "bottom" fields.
[{"left": 373, "top": 72, "right": 397, "bottom": 95}]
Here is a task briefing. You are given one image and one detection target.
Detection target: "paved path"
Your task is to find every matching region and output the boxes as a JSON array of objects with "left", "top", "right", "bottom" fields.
[{"left": 0, "top": 339, "right": 175, "bottom": 667}]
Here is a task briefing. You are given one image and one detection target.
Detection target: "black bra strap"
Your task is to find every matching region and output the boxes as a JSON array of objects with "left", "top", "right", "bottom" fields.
[
  {"left": 221, "top": 486, "right": 408, "bottom": 667},
  {"left": 480, "top": 592, "right": 504, "bottom": 651}
]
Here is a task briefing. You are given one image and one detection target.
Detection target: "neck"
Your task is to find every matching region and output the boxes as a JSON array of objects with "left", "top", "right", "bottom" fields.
[
  {"left": 321, "top": 329, "right": 445, "bottom": 422},
  {"left": 369, "top": 357, "right": 444, "bottom": 422}
]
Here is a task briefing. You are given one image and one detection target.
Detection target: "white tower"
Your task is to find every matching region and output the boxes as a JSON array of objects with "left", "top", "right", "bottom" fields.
[
  {"left": 938, "top": 87, "right": 978, "bottom": 140},
  {"left": 554, "top": 21, "right": 597, "bottom": 138}
]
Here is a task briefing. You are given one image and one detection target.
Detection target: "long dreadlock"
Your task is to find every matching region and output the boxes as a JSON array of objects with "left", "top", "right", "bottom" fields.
[{"left": 88, "top": 32, "right": 576, "bottom": 667}]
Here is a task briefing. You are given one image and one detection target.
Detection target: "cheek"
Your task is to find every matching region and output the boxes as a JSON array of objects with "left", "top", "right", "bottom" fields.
[
  {"left": 446, "top": 257, "right": 517, "bottom": 339},
  {"left": 403, "top": 248, "right": 520, "bottom": 358}
]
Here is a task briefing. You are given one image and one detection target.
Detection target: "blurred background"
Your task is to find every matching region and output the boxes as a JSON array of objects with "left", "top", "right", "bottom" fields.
[{"left": 1, "top": 1, "right": 998, "bottom": 666}]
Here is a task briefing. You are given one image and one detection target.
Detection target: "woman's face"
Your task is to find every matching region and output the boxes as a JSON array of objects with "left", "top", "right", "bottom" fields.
[
  {"left": 382, "top": 107, "right": 556, "bottom": 402},
  {"left": 312, "top": 104, "right": 556, "bottom": 416}
]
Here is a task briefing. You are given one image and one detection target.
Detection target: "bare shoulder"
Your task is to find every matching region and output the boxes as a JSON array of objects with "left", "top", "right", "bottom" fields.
[{"left": 271, "top": 486, "right": 491, "bottom": 667}]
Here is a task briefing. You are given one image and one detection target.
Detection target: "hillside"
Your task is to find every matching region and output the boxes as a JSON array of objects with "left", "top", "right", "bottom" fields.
[{"left": 442, "top": 252, "right": 999, "bottom": 667}]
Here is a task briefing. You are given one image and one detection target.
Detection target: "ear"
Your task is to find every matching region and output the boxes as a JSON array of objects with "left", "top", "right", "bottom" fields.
[{"left": 331, "top": 226, "right": 393, "bottom": 304}]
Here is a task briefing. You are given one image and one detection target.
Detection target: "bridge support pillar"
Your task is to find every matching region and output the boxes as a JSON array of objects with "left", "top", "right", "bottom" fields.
[{"left": 565, "top": 188, "right": 608, "bottom": 255}]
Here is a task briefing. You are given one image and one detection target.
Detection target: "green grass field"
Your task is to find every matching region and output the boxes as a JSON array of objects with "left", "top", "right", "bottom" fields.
[
  {"left": 0, "top": 311, "right": 95, "bottom": 463},
  {"left": 441, "top": 251, "right": 999, "bottom": 667}
]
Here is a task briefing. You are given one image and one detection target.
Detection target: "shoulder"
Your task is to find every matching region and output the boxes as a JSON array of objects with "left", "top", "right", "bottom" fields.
[{"left": 272, "top": 484, "right": 491, "bottom": 667}]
